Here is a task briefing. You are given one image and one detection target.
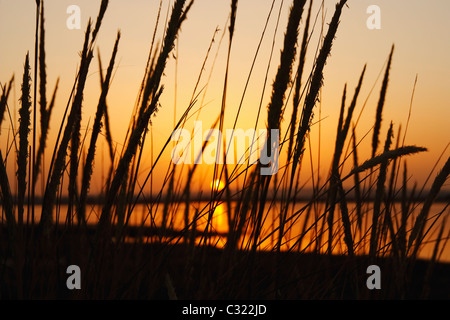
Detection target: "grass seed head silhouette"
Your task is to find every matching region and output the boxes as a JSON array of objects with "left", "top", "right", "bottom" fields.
[{"left": 0, "top": 0, "right": 449, "bottom": 299}]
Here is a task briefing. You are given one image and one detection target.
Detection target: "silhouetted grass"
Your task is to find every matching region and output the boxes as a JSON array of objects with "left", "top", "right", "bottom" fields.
[
  {"left": 1, "top": 0, "right": 449, "bottom": 300},
  {"left": 17, "top": 53, "right": 31, "bottom": 228}
]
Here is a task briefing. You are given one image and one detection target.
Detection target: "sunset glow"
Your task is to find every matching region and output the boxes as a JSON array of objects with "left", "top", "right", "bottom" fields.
[
  {"left": 210, "top": 179, "right": 225, "bottom": 192},
  {"left": 1, "top": 1, "right": 449, "bottom": 196},
  {"left": 1, "top": 0, "right": 449, "bottom": 300}
]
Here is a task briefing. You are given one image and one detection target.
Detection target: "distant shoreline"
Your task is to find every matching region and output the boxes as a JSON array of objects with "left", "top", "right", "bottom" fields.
[{"left": 2, "top": 190, "right": 449, "bottom": 205}]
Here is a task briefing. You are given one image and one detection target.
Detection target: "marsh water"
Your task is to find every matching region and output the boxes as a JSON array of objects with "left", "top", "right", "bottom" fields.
[{"left": 18, "top": 200, "right": 450, "bottom": 263}]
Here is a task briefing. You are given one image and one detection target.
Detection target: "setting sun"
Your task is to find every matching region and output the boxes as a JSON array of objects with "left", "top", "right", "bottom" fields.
[{"left": 210, "top": 179, "right": 225, "bottom": 191}]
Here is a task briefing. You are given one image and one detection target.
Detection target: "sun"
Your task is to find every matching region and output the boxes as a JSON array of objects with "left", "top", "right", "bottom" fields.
[{"left": 210, "top": 179, "right": 225, "bottom": 191}]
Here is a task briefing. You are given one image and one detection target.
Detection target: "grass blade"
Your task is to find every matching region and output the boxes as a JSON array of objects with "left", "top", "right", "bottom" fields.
[{"left": 17, "top": 53, "right": 32, "bottom": 227}]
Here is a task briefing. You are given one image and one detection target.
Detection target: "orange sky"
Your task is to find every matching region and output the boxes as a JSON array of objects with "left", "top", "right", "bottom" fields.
[{"left": 1, "top": 0, "right": 449, "bottom": 196}]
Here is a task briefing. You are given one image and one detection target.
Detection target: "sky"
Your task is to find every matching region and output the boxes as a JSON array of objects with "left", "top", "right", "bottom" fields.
[{"left": 0, "top": 0, "right": 449, "bottom": 196}]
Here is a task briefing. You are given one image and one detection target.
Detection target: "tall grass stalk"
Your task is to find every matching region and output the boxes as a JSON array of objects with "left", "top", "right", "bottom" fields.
[
  {"left": 78, "top": 31, "right": 120, "bottom": 224},
  {"left": 2, "top": 0, "right": 449, "bottom": 300},
  {"left": 351, "top": 125, "right": 363, "bottom": 230},
  {"left": 371, "top": 44, "right": 394, "bottom": 158},
  {"left": 382, "top": 124, "right": 402, "bottom": 257},
  {"left": 36, "top": 1, "right": 46, "bottom": 185},
  {"left": 99, "top": 0, "right": 192, "bottom": 229},
  {"left": 248, "top": 0, "right": 306, "bottom": 298},
  {"left": 266, "top": 0, "right": 306, "bottom": 250},
  {"left": 290, "top": 0, "right": 347, "bottom": 188},
  {"left": 369, "top": 122, "right": 393, "bottom": 257},
  {"left": 326, "top": 65, "right": 365, "bottom": 254},
  {"left": 212, "top": 0, "right": 238, "bottom": 186},
  {"left": 39, "top": 2, "right": 111, "bottom": 232},
  {"left": 39, "top": 20, "right": 92, "bottom": 233},
  {"left": 0, "top": 151, "right": 15, "bottom": 244},
  {"left": 207, "top": 0, "right": 238, "bottom": 246},
  {"left": 31, "top": 0, "right": 41, "bottom": 231},
  {"left": 34, "top": 79, "right": 58, "bottom": 187},
  {"left": 345, "top": 146, "right": 427, "bottom": 179},
  {"left": 408, "top": 156, "right": 450, "bottom": 256},
  {"left": 120, "top": 1, "right": 195, "bottom": 230},
  {"left": 137, "top": 0, "right": 190, "bottom": 121},
  {"left": 121, "top": 1, "right": 163, "bottom": 223},
  {"left": 0, "top": 76, "right": 14, "bottom": 130},
  {"left": 17, "top": 53, "right": 32, "bottom": 228},
  {"left": 288, "top": 0, "right": 312, "bottom": 160},
  {"left": 227, "top": 0, "right": 282, "bottom": 256},
  {"left": 34, "top": 1, "right": 58, "bottom": 191}
]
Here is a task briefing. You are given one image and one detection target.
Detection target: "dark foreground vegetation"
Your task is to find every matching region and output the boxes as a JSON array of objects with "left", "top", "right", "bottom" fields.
[{"left": 1, "top": 227, "right": 450, "bottom": 299}]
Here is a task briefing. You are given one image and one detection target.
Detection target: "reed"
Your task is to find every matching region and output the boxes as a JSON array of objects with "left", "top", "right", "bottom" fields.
[
  {"left": 229, "top": 0, "right": 238, "bottom": 43},
  {"left": 99, "top": 0, "right": 191, "bottom": 229},
  {"left": 34, "top": 1, "right": 58, "bottom": 188},
  {"left": 252, "top": 1, "right": 306, "bottom": 297},
  {"left": 267, "top": 0, "right": 305, "bottom": 135},
  {"left": 92, "top": 0, "right": 109, "bottom": 42},
  {"left": 137, "top": 0, "right": 190, "bottom": 121},
  {"left": 0, "top": 151, "right": 15, "bottom": 243},
  {"left": 408, "top": 155, "right": 450, "bottom": 256},
  {"left": 0, "top": 76, "right": 14, "bottom": 130},
  {"left": 291, "top": 0, "right": 347, "bottom": 184},
  {"left": 345, "top": 145, "right": 427, "bottom": 179},
  {"left": 398, "top": 161, "right": 409, "bottom": 257},
  {"left": 31, "top": 0, "right": 40, "bottom": 229},
  {"left": 40, "top": 0, "right": 112, "bottom": 232},
  {"left": 99, "top": 87, "right": 162, "bottom": 230},
  {"left": 372, "top": 44, "right": 394, "bottom": 158},
  {"left": 288, "top": 0, "right": 312, "bottom": 159},
  {"left": 34, "top": 78, "right": 58, "bottom": 186},
  {"left": 381, "top": 124, "right": 403, "bottom": 257},
  {"left": 208, "top": 0, "right": 239, "bottom": 245},
  {"left": 38, "top": 2, "right": 47, "bottom": 138},
  {"left": 326, "top": 65, "right": 365, "bottom": 254},
  {"left": 422, "top": 215, "right": 448, "bottom": 298},
  {"left": 39, "top": 20, "right": 93, "bottom": 233},
  {"left": 17, "top": 53, "right": 32, "bottom": 227},
  {"left": 120, "top": 2, "right": 195, "bottom": 232},
  {"left": 78, "top": 31, "right": 120, "bottom": 224},
  {"left": 369, "top": 122, "right": 393, "bottom": 257},
  {"left": 336, "top": 176, "right": 353, "bottom": 256},
  {"left": 120, "top": 2, "right": 164, "bottom": 224},
  {"left": 1, "top": 0, "right": 449, "bottom": 300},
  {"left": 351, "top": 125, "right": 362, "bottom": 230},
  {"left": 264, "top": 0, "right": 306, "bottom": 252}
]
